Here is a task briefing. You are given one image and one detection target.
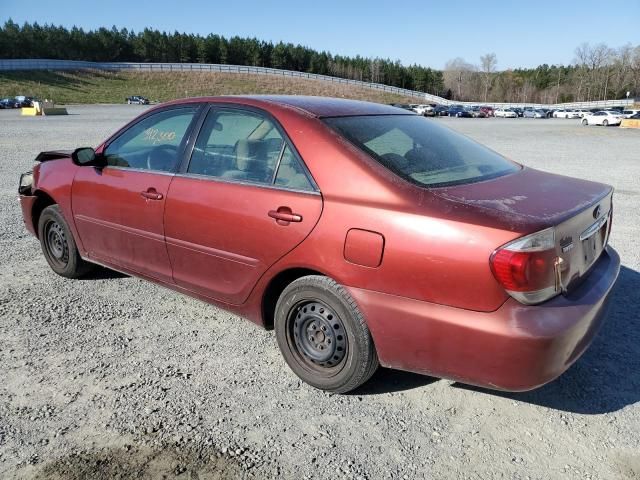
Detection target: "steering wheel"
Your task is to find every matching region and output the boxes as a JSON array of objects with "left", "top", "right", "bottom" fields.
[{"left": 146, "top": 145, "right": 178, "bottom": 171}]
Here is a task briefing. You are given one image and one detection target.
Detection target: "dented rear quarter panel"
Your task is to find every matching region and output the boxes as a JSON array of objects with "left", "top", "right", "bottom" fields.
[
  {"left": 259, "top": 110, "right": 613, "bottom": 313},
  {"left": 248, "top": 112, "right": 522, "bottom": 312}
]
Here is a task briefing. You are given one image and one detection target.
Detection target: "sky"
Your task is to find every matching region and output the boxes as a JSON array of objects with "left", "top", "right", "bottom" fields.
[{"left": 2, "top": 0, "right": 639, "bottom": 70}]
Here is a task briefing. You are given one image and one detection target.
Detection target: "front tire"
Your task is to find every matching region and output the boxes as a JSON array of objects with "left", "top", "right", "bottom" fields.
[
  {"left": 582, "top": 119, "right": 588, "bottom": 126},
  {"left": 603, "top": 119, "right": 609, "bottom": 126},
  {"left": 275, "top": 276, "right": 379, "bottom": 393},
  {"left": 38, "top": 205, "right": 94, "bottom": 278}
]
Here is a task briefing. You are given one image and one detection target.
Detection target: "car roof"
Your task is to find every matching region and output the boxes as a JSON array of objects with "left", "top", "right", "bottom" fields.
[{"left": 161, "top": 95, "right": 411, "bottom": 118}]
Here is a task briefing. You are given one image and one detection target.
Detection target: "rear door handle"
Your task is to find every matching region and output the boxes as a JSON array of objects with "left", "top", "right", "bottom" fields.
[
  {"left": 140, "top": 188, "right": 163, "bottom": 200},
  {"left": 268, "top": 207, "right": 302, "bottom": 223}
]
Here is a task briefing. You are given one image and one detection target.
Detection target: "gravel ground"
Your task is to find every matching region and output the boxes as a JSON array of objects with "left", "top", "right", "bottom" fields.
[{"left": 1, "top": 106, "right": 639, "bottom": 480}]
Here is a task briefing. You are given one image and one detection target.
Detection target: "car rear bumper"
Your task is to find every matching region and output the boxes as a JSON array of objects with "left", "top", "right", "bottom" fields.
[{"left": 347, "top": 246, "right": 620, "bottom": 391}]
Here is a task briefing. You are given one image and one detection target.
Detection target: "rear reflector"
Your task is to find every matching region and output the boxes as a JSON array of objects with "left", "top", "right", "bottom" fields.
[{"left": 490, "top": 227, "right": 560, "bottom": 305}]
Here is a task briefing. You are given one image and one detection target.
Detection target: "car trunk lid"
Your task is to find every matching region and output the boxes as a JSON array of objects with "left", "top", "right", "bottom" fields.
[{"left": 434, "top": 167, "right": 613, "bottom": 293}]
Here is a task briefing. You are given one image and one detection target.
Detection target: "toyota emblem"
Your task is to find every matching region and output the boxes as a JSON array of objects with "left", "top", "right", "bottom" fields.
[{"left": 593, "top": 205, "right": 601, "bottom": 219}]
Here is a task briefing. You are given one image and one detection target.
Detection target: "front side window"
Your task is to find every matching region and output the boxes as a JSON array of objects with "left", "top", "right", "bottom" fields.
[
  {"left": 324, "top": 115, "right": 519, "bottom": 188},
  {"left": 104, "top": 107, "right": 198, "bottom": 172}
]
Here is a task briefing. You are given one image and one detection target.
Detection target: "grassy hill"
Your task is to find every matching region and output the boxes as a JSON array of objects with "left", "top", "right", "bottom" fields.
[{"left": 0, "top": 70, "right": 417, "bottom": 105}]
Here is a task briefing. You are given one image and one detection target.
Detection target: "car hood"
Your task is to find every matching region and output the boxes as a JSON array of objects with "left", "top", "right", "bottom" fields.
[
  {"left": 431, "top": 167, "right": 612, "bottom": 228},
  {"left": 35, "top": 150, "right": 73, "bottom": 163}
]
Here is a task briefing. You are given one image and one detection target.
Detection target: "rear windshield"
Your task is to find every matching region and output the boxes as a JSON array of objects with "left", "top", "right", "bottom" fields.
[{"left": 324, "top": 115, "right": 519, "bottom": 188}]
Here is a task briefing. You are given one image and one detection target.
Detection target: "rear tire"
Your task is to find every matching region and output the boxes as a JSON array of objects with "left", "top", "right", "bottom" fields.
[
  {"left": 38, "top": 205, "right": 94, "bottom": 278},
  {"left": 275, "top": 275, "right": 379, "bottom": 393}
]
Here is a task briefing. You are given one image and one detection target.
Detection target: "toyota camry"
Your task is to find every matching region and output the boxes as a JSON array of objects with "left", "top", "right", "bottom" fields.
[{"left": 18, "top": 96, "right": 620, "bottom": 393}]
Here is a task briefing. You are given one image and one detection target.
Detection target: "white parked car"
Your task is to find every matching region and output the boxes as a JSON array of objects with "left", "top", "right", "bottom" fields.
[
  {"left": 553, "top": 109, "right": 569, "bottom": 118},
  {"left": 412, "top": 104, "right": 434, "bottom": 116},
  {"left": 494, "top": 108, "right": 517, "bottom": 118},
  {"left": 574, "top": 109, "right": 591, "bottom": 118},
  {"left": 566, "top": 110, "right": 582, "bottom": 119},
  {"left": 622, "top": 109, "right": 640, "bottom": 118},
  {"left": 581, "top": 110, "right": 623, "bottom": 126}
]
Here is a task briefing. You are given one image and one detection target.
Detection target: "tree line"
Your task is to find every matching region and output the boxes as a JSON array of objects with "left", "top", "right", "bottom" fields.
[
  {"left": 0, "top": 20, "right": 444, "bottom": 95},
  {"left": 1, "top": 20, "right": 638, "bottom": 103},
  {"left": 444, "top": 43, "right": 639, "bottom": 104}
]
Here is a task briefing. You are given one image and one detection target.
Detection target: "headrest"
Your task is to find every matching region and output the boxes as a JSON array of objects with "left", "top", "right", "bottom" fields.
[
  {"left": 235, "top": 139, "right": 283, "bottom": 171},
  {"left": 235, "top": 140, "right": 264, "bottom": 171}
]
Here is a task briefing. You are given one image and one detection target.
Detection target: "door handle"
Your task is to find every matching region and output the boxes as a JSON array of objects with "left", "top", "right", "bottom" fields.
[
  {"left": 268, "top": 207, "right": 302, "bottom": 223},
  {"left": 140, "top": 188, "right": 163, "bottom": 200}
]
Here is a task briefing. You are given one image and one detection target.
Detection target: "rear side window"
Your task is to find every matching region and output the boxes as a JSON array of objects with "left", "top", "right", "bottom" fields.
[
  {"left": 324, "top": 115, "right": 519, "bottom": 188},
  {"left": 188, "top": 110, "right": 284, "bottom": 184},
  {"left": 188, "top": 109, "right": 315, "bottom": 191},
  {"left": 274, "top": 146, "right": 314, "bottom": 191}
]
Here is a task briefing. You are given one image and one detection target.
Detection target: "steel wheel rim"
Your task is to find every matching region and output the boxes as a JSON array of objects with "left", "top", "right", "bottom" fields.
[
  {"left": 44, "top": 219, "right": 69, "bottom": 268},
  {"left": 288, "top": 301, "right": 347, "bottom": 373}
]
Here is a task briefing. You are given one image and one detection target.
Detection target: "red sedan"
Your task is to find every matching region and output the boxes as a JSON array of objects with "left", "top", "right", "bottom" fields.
[{"left": 18, "top": 96, "right": 619, "bottom": 393}]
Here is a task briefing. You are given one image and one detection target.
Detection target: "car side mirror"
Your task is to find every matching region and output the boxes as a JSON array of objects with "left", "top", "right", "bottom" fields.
[{"left": 71, "top": 147, "right": 105, "bottom": 168}]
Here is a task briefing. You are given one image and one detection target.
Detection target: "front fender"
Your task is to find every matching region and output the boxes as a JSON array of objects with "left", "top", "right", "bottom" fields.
[
  {"left": 31, "top": 159, "right": 86, "bottom": 254},
  {"left": 19, "top": 194, "right": 38, "bottom": 236}
]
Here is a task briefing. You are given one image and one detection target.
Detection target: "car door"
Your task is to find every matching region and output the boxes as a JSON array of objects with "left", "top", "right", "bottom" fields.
[
  {"left": 164, "top": 106, "right": 323, "bottom": 304},
  {"left": 72, "top": 105, "right": 201, "bottom": 282}
]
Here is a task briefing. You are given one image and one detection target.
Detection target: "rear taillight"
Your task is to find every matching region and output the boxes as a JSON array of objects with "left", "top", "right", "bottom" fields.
[{"left": 490, "top": 228, "right": 560, "bottom": 305}]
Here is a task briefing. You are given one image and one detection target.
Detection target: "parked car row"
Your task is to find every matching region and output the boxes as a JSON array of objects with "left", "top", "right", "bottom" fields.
[
  {"left": 0, "top": 95, "right": 37, "bottom": 109},
  {"left": 547, "top": 106, "right": 635, "bottom": 120},
  {"left": 406, "top": 104, "right": 497, "bottom": 118},
  {"left": 391, "top": 102, "right": 636, "bottom": 127}
]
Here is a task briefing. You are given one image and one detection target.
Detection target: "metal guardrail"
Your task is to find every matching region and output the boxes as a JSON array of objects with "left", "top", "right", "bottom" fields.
[{"left": 0, "top": 59, "right": 635, "bottom": 109}]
